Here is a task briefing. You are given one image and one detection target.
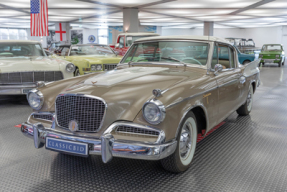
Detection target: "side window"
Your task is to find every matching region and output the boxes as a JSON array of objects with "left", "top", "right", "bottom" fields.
[
  {"left": 229, "top": 47, "right": 235, "bottom": 68},
  {"left": 218, "top": 45, "right": 230, "bottom": 69},
  {"left": 211, "top": 44, "right": 218, "bottom": 69},
  {"left": 119, "top": 36, "right": 124, "bottom": 48}
]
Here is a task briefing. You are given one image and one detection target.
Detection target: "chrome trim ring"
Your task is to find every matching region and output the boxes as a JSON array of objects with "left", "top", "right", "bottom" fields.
[
  {"left": 142, "top": 99, "right": 166, "bottom": 125},
  {"left": 27, "top": 89, "right": 44, "bottom": 111}
]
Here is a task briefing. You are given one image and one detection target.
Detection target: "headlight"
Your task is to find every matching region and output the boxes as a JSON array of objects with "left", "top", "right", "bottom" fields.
[
  {"left": 143, "top": 99, "right": 166, "bottom": 125},
  {"left": 276, "top": 55, "right": 279, "bottom": 58},
  {"left": 27, "top": 90, "right": 44, "bottom": 110},
  {"left": 259, "top": 54, "right": 263, "bottom": 58},
  {"left": 66, "top": 63, "right": 75, "bottom": 73},
  {"left": 91, "top": 64, "right": 102, "bottom": 71}
]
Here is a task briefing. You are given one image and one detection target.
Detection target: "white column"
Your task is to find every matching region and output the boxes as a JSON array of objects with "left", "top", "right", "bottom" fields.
[
  {"left": 123, "top": 8, "right": 139, "bottom": 33},
  {"left": 204, "top": 21, "right": 214, "bottom": 36}
]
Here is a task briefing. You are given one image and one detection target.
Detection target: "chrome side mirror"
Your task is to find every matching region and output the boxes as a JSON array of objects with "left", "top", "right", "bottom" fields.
[
  {"left": 214, "top": 64, "right": 223, "bottom": 76},
  {"left": 115, "top": 43, "right": 119, "bottom": 48}
]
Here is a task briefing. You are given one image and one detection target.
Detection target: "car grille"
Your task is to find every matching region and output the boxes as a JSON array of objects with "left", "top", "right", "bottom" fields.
[
  {"left": 116, "top": 125, "right": 159, "bottom": 137},
  {"left": 0, "top": 71, "right": 63, "bottom": 84},
  {"left": 56, "top": 94, "right": 106, "bottom": 132},
  {"left": 104, "top": 64, "right": 117, "bottom": 71},
  {"left": 32, "top": 114, "right": 53, "bottom": 121}
]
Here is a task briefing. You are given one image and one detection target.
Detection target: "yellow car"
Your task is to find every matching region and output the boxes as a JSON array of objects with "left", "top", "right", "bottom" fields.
[{"left": 55, "top": 44, "right": 122, "bottom": 76}]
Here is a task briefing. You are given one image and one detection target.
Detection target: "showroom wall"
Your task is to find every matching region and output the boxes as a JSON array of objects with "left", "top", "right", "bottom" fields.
[{"left": 162, "top": 26, "right": 287, "bottom": 48}]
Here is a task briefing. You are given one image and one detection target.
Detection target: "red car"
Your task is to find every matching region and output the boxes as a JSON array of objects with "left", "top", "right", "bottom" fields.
[{"left": 112, "top": 33, "right": 160, "bottom": 56}]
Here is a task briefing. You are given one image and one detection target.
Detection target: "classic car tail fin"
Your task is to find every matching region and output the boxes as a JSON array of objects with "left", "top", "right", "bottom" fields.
[{"left": 243, "top": 59, "right": 260, "bottom": 77}]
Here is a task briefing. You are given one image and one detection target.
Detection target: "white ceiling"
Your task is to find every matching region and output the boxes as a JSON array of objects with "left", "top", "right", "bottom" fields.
[{"left": 0, "top": 0, "right": 286, "bottom": 29}]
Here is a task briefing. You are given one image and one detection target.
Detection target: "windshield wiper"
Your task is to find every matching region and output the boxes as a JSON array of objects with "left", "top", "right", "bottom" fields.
[{"left": 161, "top": 56, "right": 184, "bottom": 64}]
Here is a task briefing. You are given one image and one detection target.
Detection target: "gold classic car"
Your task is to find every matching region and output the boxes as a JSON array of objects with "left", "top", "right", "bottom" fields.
[
  {"left": 21, "top": 36, "right": 260, "bottom": 173},
  {"left": 55, "top": 44, "right": 122, "bottom": 76}
]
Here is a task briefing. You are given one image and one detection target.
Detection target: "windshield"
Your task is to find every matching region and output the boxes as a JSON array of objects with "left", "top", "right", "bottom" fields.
[
  {"left": 69, "top": 45, "right": 115, "bottom": 56},
  {"left": 126, "top": 36, "right": 156, "bottom": 47},
  {"left": 262, "top": 45, "right": 282, "bottom": 52},
  {"left": 0, "top": 43, "right": 44, "bottom": 58},
  {"left": 122, "top": 41, "right": 209, "bottom": 66}
]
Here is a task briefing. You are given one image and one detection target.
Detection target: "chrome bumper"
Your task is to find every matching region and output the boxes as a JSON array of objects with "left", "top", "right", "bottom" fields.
[
  {"left": 0, "top": 84, "right": 37, "bottom": 95},
  {"left": 21, "top": 122, "right": 177, "bottom": 163}
]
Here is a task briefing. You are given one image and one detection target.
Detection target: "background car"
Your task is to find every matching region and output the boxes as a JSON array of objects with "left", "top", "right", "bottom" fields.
[
  {"left": 112, "top": 32, "right": 160, "bottom": 56},
  {"left": 234, "top": 46, "right": 255, "bottom": 64},
  {"left": 21, "top": 36, "right": 260, "bottom": 173},
  {"left": 0, "top": 40, "right": 75, "bottom": 95},
  {"left": 55, "top": 44, "right": 122, "bottom": 76},
  {"left": 225, "top": 37, "right": 261, "bottom": 54},
  {"left": 259, "top": 44, "right": 285, "bottom": 67}
]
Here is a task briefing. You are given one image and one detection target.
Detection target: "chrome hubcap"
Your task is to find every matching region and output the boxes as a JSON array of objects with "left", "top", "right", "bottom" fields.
[{"left": 179, "top": 122, "right": 192, "bottom": 159}]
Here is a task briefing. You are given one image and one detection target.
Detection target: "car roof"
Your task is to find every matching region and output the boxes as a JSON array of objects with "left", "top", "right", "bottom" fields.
[
  {"left": 118, "top": 32, "right": 160, "bottom": 37},
  {"left": 0, "top": 40, "right": 40, "bottom": 44},
  {"left": 134, "top": 35, "right": 230, "bottom": 44}
]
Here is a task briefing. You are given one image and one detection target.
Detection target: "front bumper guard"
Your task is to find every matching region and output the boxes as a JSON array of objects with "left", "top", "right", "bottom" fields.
[{"left": 21, "top": 122, "right": 177, "bottom": 163}]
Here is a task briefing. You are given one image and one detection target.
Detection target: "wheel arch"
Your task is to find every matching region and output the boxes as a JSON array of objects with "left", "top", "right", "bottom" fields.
[{"left": 175, "top": 104, "right": 208, "bottom": 139}]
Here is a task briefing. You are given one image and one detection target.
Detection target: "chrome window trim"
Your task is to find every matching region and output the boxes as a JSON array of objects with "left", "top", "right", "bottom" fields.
[
  {"left": 104, "top": 121, "right": 166, "bottom": 144},
  {"left": 119, "top": 40, "right": 212, "bottom": 67},
  {"left": 55, "top": 93, "right": 107, "bottom": 133}
]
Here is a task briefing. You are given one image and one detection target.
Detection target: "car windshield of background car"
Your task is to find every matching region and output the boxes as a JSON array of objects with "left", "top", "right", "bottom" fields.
[
  {"left": 263, "top": 45, "right": 282, "bottom": 52},
  {"left": 122, "top": 41, "right": 209, "bottom": 66},
  {"left": 0, "top": 43, "right": 44, "bottom": 58},
  {"left": 126, "top": 36, "right": 154, "bottom": 47},
  {"left": 70, "top": 45, "right": 115, "bottom": 56}
]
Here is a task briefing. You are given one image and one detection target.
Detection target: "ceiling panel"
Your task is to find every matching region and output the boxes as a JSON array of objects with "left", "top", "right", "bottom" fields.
[
  {"left": 258, "top": 0, "right": 287, "bottom": 8},
  {"left": 145, "top": 0, "right": 260, "bottom": 9},
  {"left": 239, "top": 9, "right": 287, "bottom": 17}
]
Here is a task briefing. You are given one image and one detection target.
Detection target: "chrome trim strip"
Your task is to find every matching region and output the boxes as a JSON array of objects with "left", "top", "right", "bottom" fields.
[
  {"left": 55, "top": 93, "right": 108, "bottom": 133},
  {"left": 30, "top": 112, "right": 54, "bottom": 122},
  {"left": 0, "top": 84, "right": 37, "bottom": 88},
  {"left": 103, "top": 121, "right": 166, "bottom": 144},
  {"left": 21, "top": 122, "right": 176, "bottom": 161}
]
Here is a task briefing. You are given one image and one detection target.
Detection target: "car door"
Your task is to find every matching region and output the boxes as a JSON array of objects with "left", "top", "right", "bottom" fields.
[{"left": 213, "top": 43, "right": 242, "bottom": 120}]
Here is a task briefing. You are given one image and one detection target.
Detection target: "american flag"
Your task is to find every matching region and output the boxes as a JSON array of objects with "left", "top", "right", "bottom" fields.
[{"left": 30, "top": 0, "right": 48, "bottom": 36}]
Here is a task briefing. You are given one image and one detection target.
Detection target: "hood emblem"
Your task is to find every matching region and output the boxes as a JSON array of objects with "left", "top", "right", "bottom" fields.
[
  {"left": 69, "top": 120, "right": 79, "bottom": 132},
  {"left": 91, "top": 81, "right": 97, "bottom": 85}
]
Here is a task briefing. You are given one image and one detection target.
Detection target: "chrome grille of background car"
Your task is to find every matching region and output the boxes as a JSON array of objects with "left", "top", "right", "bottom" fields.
[
  {"left": 104, "top": 64, "right": 117, "bottom": 71},
  {"left": 116, "top": 126, "right": 160, "bottom": 137},
  {"left": 0, "top": 71, "right": 63, "bottom": 84},
  {"left": 56, "top": 94, "right": 106, "bottom": 132},
  {"left": 32, "top": 114, "right": 53, "bottom": 121}
]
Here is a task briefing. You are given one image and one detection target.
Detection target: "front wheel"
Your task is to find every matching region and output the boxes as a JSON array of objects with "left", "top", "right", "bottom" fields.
[
  {"left": 74, "top": 68, "right": 80, "bottom": 76},
  {"left": 237, "top": 84, "right": 254, "bottom": 116},
  {"left": 160, "top": 111, "right": 197, "bottom": 173},
  {"left": 279, "top": 60, "right": 282, "bottom": 67}
]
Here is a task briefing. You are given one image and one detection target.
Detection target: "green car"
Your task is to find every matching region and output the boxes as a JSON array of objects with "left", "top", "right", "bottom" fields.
[{"left": 259, "top": 44, "right": 285, "bottom": 67}]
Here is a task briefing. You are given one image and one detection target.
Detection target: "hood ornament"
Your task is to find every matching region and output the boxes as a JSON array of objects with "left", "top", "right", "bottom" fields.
[
  {"left": 91, "top": 81, "right": 97, "bottom": 85},
  {"left": 152, "top": 89, "right": 162, "bottom": 97}
]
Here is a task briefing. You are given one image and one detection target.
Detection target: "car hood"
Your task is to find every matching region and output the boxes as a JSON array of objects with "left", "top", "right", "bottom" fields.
[
  {"left": 41, "top": 66, "right": 206, "bottom": 122},
  {"left": 0, "top": 56, "right": 68, "bottom": 73}
]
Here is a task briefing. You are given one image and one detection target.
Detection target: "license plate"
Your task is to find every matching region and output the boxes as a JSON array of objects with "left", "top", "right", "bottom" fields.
[
  {"left": 46, "top": 137, "right": 88, "bottom": 157},
  {"left": 22, "top": 89, "right": 32, "bottom": 94}
]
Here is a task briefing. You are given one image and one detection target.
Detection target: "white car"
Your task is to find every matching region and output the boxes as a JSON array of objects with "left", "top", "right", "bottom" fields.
[{"left": 0, "top": 40, "right": 75, "bottom": 95}]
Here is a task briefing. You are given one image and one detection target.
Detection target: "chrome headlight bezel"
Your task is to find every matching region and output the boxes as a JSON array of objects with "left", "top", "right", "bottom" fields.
[
  {"left": 66, "top": 63, "right": 75, "bottom": 73},
  {"left": 27, "top": 89, "right": 44, "bottom": 110},
  {"left": 259, "top": 54, "right": 263, "bottom": 58},
  {"left": 142, "top": 99, "right": 166, "bottom": 125}
]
